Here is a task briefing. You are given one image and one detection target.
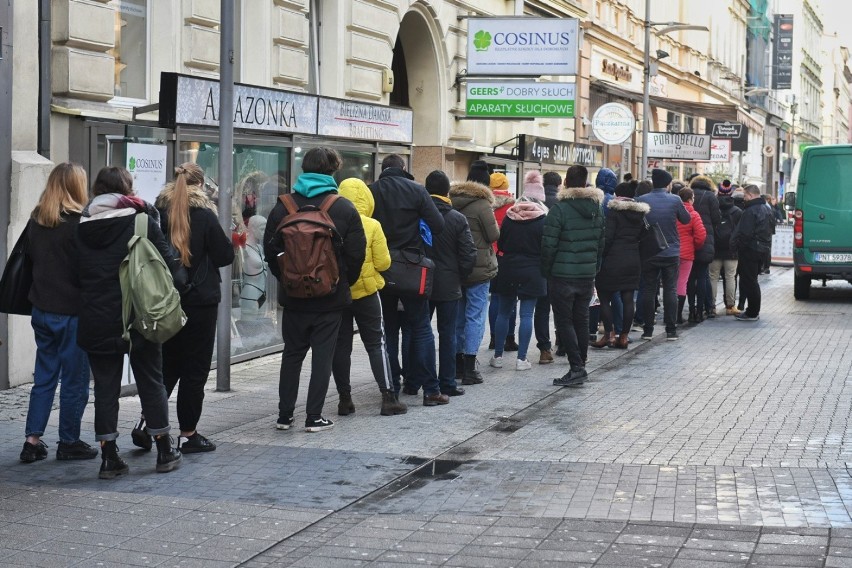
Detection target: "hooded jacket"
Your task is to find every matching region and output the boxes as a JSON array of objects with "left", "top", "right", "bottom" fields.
[
  {"left": 426, "top": 195, "right": 477, "bottom": 302},
  {"left": 541, "top": 186, "right": 606, "bottom": 280},
  {"left": 493, "top": 199, "right": 548, "bottom": 298},
  {"left": 677, "top": 202, "right": 707, "bottom": 261},
  {"left": 76, "top": 194, "right": 186, "bottom": 355},
  {"left": 636, "top": 188, "right": 691, "bottom": 260},
  {"left": 689, "top": 176, "right": 722, "bottom": 263},
  {"left": 596, "top": 168, "right": 618, "bottom": 217},
  {"left": 368, "top": 167, "right": 444, "bottom": 252},
  {"left": 714, "top": 194, "right": 743, "bottom": 260},
  {"left": 156, "top": 183, "right": 234, "bottom": 307},
  {"left": 731, "top": 196, "right": 773, "bottom": 254},
  {"left": 449, "top": 181, "right": 500, "bottom": 285},
  {"left": 595, "top": 197, "right": 649, "bottom": 291},
  {"left": 338, "top": 179, "right": 392, "bottom": 300},
  {"left": 263, "top": 173, "right": 366, "bottom": 312}
]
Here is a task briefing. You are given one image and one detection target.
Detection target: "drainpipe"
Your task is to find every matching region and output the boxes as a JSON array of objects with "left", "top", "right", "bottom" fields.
[
  {"left": 0, "top": 1, "right": 14, "bottom": 390},
  {"left": 37, "top": 0, "right": 50, "bottom": 159}
]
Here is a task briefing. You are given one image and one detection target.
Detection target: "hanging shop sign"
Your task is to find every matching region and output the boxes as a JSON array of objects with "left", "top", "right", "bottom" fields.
[
  {"left": 772, "top": 15, "right": 794, "bottom": 89},
  {"left": 465, "top": 82, "right": 575, "bottom": 118},
  {"left": 709, "top": 139, "right": 732, "bottom": 162},
  {"left": 317, "top": 98, "right": 413, "bottom": 144},
  {"left": 590, "top": 48, "right": 643, "bottom": 93},
  {"left": 592, "top": 102, "right": 635, "bottom": 145},
  {"left": 521, "top": 134, "right": 603, "bottom": 167},
  {"left": 647, "top": 132, "right": 711, "bottom": 160},
  {"left": 466, "top": 18, "right": 580, "bottom": 76},
  {"left": 705, "top": 119, "right": 748, "bottom": 152},
  {"left": 126, "top": 143, "right": 168, "bottom": 204}
]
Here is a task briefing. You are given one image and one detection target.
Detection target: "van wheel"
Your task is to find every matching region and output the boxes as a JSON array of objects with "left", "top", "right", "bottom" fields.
[{"left": 794, "top": 274, "right": 811, "bottom": 300}]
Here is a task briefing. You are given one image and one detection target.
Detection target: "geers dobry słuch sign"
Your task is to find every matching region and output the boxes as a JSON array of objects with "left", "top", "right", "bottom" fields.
[
  {"left": 466, "top": 18, "right": 580, "bottom": 76},
  {"left": 465, "top": 82, "right": 575, "bottom": 118},
  {"left": 158, "top": 73, "right": 413, "bottom": 144},
  {"left": 647, "top": 132, "right": 712, "bottom": 160}
]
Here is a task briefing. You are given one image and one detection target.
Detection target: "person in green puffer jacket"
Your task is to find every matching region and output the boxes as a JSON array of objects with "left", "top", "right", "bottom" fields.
[{"left": 541, "top": 165, "right": 605, "bottom": 388}]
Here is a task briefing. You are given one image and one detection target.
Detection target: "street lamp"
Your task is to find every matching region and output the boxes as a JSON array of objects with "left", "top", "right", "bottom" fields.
[{"left": 639, "top": 1, "right": 709, "bottom": 178}]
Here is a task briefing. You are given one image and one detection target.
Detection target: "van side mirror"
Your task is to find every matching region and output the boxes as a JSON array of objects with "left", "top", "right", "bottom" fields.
[{"left": 784, "top": 192, "right": 796, "bottom": 209}]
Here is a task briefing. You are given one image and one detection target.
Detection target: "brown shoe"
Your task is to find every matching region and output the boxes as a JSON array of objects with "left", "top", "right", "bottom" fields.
[
  {"left": 423, "top": 393, "right": 450, "bottom": 406},
  {"left": 590, "top": 331, "right": 615, "bottom": 349},
  {"left": 614, "top": 332, "right": 629, "bottom": 349},
  {"left": 539, "top": 349, "right": 554, "bottom": 364}
]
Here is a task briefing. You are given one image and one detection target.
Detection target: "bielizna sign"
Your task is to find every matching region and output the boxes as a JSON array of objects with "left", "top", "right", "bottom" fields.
[
  {"left": 647, "top": 132, "right": 711, "bottom": 160},
  {"left": 465, "top": 82, "right": 575, "bottom": 118},
  {"left": 318, "top": 98, "right": 413, "bottom": 144},
  {"left": 466, "top": 18, "right": 579, "bottom": 76}
]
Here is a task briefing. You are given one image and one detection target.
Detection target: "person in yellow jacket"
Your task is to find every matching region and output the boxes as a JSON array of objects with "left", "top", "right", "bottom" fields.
[{"left": 333, "top": 178, "right": 407, "bottom": 416}]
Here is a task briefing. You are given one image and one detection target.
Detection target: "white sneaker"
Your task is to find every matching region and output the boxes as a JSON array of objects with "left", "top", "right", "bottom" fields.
[
  {"left": 516, "top": 359, "right": 532, "bottom": 371},
  {"left": 489, "top": 356, "right": 503, "bottom": 368}
]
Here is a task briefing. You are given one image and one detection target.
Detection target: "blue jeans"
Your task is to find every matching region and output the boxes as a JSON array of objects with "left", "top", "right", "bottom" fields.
[
  {"left": 488, "top": 294, "right": 516, "bottom": 339},
  {"left": 494, "top": 295, "right": 536, "bottom": 361},
  {"left": 429, "top": 299, "right": 460, "bottom": 393},
  {"left": 25, "top": 307, "right": 90, "bottom": 443},
  {"left": 380, "top": 293, "right": 440, "bottom": 396},
  {"left": 455, "top": 282, "right": 490, "bottom": 355}
]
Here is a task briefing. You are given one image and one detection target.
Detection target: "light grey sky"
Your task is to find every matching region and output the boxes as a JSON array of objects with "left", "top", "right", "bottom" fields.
[{"left": 819, "top": 0, "right": 852, "bottom": 49}]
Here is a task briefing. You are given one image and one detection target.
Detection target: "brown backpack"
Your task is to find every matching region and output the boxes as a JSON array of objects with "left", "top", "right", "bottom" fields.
[{"left": 275, "top": 194, "right": 341, "bottom": 299}]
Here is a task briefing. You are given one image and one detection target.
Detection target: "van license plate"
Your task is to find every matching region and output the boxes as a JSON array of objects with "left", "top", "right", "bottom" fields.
[{"left": 814, "top": 253, "right": 852, "bottom": 263}]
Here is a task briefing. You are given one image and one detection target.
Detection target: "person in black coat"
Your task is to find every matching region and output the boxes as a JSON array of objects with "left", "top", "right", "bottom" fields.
[
  {"left": 147, "top": 163, "right": 235, "bottom": 453},
  {"left": 76, "top": 166, "right": 185, "bottom": 479},
  {"left": 264, "top": 148, "right": 366, "bottom": 432},
  {"left": 730, "top": 185, "right": 773, "bottom": 320},
  {"left": 424, "top": 170, "right": 476, "bottom": 397},
  {"left": 687, "top": 176, "right": 722, "bottom": 320},
  {"left": 489, "top": 197, "right": 549, "bottom": 371},
  {"left": 535, "top": 172, "right": 562, "bottom": 362},
  {"left": 709, "top": 185, "right": 743, "bottom": 314},
  {"left": 594, "top": 182, "right": 649, "bottom": 349}
]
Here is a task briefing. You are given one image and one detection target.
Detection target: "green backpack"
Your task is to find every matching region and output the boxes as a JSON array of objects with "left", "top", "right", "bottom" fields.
[{"left": 119, "top": 213, "right": 187, "bottom": 344}]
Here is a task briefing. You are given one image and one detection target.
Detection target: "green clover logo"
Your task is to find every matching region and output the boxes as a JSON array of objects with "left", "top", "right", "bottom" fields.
[
  {"left": 473, "top": 30, "right": 492, "bottom": 52},
  {"left": 128, "top": 157, "right": 136, "bottom": 171}
]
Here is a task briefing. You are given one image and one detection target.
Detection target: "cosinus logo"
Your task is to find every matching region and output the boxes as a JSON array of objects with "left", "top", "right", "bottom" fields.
[{"left": 492, "top": 31, "right": 572, "bottom": 47}]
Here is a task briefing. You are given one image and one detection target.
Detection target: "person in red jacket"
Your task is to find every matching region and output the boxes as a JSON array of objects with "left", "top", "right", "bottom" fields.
[{"left": 676, "top": 188, "right": 706, "bottom": 324}]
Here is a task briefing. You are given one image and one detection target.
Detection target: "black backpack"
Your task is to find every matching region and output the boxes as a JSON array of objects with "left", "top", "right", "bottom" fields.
[{"left": 715, "top": 208, "right": 735, "bottom": 251}]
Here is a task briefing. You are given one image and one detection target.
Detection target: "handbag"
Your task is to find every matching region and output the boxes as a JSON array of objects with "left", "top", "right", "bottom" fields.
[
  {"left": 0, "top": 221, "right": 34, "bottom": 315},
  {"left": 639, "top": 217, "right": 668, "bottom": 259},
  {"left": 381, "top": 247, "right": 435, "bottom": 299}
]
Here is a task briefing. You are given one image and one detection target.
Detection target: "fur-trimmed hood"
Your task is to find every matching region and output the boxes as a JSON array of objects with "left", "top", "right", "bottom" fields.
[
  {"left": 556, "top": 186, "right": 606, "bottom": 205},
  {"left": 449, "top": 181, "right": 495, "bottom": 205},
  {"left": 690, "top": 175, "right": 717, "bottom": 193},
  {"left": 492, "top": 190, "right": 515, "bottom": 211},
  {"left": 607, "top": 197, "right": 650, "bottom": 214},
  {"left": 156, "top": 182, "right": 218, "bottom": 214}
]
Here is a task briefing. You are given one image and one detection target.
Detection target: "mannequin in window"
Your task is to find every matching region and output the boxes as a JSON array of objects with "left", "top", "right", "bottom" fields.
[{"left": 239, "top": 215, "right": 268, "bottom": 319}]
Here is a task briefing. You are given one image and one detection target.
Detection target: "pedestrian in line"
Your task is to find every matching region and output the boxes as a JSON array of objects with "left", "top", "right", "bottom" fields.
[
  {"left": 589, "top": 168, "right": 623, "bottom": 346},
  {"left": 76, "top": 167, "right": 184, "bottom": 478},
  {"left": 687, "top": 175, "right": 721, "bottom": 321},
  {"left": 369, "top": 154, "right": 448, "bottom": 406},
  {"left": 424, "top": 170, "right": 476, "bottom": 397},
  {"left": 487, "top": 170, "right": 518, "bottom": 352},
  {"left": 534, "top": 171, "right": 563, "bottom": 364},
  {"left": 136, "top": 163, "right": 235, "bottom": 454},
  {"left": 450, "top": 162, "right": 500, "bottom": 386},
  {"left": 675, "top": 188, "right": 707, "bottom": 325},
  {"left": 730, "top": 184, "right": 773, "bottom": 321},
  {"left": 636, "top": 169, "right": 691, "bottom": 341},
  {"left": 19, "top": 163, "right": 99, "bottom": 464},
  {"left": 709, "top": 181, "right": 743, "bottom": 315},
  {"left": 592, "top": 181, "right": 648, "bottom": 350},
  {"left": 489, "top": 190, "right": 549, "bottom": 371},
  {"left": 265, "top": 148, "right": 366, "bottom": 432},
  {"left": 541, "top": 165, "right": 605, "bottom": 387},
  {"left": 333, "top": 177, "right": 407, "bottom": 416}
]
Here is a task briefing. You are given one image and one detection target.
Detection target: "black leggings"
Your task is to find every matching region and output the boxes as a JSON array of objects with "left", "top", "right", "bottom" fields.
[{"left": 599, "top": 290, "right": 635, "bottom": 335}]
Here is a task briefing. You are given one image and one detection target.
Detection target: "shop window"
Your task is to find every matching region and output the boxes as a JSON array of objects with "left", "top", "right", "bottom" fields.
[
  {"left": 108, "top": 0, "right": 148, "bottom": 101},
  {"left": 684, "top": 116, "right": 695, "bottom": 134},
  {"left": 295, "top": 147, "right": 375, "bottom": 184},
  {"left": 666, "top": 111, "right": 682, "bottom": 133}
]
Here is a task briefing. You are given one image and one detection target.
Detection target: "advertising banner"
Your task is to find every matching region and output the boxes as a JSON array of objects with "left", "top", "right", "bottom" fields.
[
  {"left": 466, "top": 18, "right": 580, "bottom": 76},
  {"left": 709, "top": 139, "right": 732, "bottom": 162},
  {"left": 706, "top": 119, "right": 748, "bottom": 152},
  {"left": 126, "top": 143, "right": 168, "bottom": 204},
  {"left": 465, "top": 82, "right": 575, "bottom": 118},
  {"left": 772, "top": 15, "right": 794, "bottom": 89},
  {"left": 317, "top": 98, "right": 413, "bottom": 143},
  {"left": 522, "top": 134, "right": 603, "bottom": 167},
  {"left": 647, "top": 132, "right": 711, "bottom": 160}
]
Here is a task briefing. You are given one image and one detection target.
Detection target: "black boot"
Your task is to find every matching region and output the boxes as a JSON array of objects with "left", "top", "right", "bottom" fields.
[
  {"left": 687, "top": 307, "right": 697, "bottom": 324},
  {"left": 677, "top": 296, "right": 686, "bottom": 325},
  {"left": 98, "top": 440, "right": 129, "bottom": 480},
  {"left": 154, "top": 434, "right": 182, "bottom": 473},
  {"left": 380, "top": 390, "right": 408, "bottom": 416},
  {"left": 131, "top": 416, "right": 152, "bottom": 451},
  {"left": 461, "top": 355, "right": 484, "bottom": 385},
  {"left": 503, "top": 336, "right": 519, "bottom": 352},
  {"left": 337, "top": 392, "right": 355, "bottom": 416},
  {"left": 455, "top": 353, "right": 465, "bottom": 381}
]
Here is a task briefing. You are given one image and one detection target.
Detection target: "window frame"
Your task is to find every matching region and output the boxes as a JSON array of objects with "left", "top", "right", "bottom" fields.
[{"left": 108, "top": 0, "right": 152, "bottom": 107}]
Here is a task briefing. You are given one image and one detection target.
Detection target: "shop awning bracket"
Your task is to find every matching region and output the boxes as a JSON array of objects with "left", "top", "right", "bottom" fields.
[
  {"left": 132, "top": 102, "right": 160, "bottom": 121},
  {"left": 491, "top": 135, "right": 520, "bottom": 157}
]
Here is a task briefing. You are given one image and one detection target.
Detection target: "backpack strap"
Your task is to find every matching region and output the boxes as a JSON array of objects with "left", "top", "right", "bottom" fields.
[
  {"left": 319, "top": 194, "right": 340, "bottom": 213},
  {"left": 134, "top": 212, "right": 149, "bottom": 239},
  {"left": 279, "top": 194, "right": 299, "bottom": 216}
]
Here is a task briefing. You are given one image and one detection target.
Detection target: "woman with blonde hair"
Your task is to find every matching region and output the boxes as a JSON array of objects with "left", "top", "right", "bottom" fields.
[
  {"left": 20, "top": 162, "right": 99, "bottom": 463},
  {"left": 146, "top": 162, "right": 233, "bottom": 453}
]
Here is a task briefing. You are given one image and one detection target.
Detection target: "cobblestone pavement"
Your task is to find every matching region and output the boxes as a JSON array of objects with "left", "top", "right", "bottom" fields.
[{"left": 2, "top": 267, "right": 852, "bottom": 566}]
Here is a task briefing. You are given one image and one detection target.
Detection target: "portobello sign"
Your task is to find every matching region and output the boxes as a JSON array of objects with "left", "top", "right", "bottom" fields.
[{"left": 466, "top": 82, "right": 575, "bottom": 118}]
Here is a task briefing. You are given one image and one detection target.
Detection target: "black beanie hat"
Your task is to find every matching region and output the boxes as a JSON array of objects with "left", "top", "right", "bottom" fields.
[
  {"left": 467, "top": 160, "right": 491, "bottom": 186},
  {"left": 651, "top": 168, "right": 673, "bottom": 188},
  {"left": 425, "top": 170, "right": 451, "bottom": 196}
]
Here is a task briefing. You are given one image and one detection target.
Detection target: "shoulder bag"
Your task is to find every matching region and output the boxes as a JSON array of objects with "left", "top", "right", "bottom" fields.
[
  {"left": 381, "top": 247, "right": 435, "bottom": 299},
  {"left": 639, "top": 216, "right": 669, "bottom": 259},
  {"left": 0, "top": 221, "right": 34, "bottom": 316}
]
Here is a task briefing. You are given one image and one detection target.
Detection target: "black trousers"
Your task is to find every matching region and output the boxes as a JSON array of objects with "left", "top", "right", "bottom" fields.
[
  {"left": 279, "top": 310, "right": 342, "bottom": 420},
  {"left": 89, "top": 329, "right": 170, "bottom": 442},
  {"left": 549, "top": 277, "right": 594, "bottom": 368},
  {"left": 738, "top": 248, "right": 762, "bottom": 317},
  {"left": 162, "top": 304, "right": 217, "bottom": 433},
  {"left": 332, "top": 293, "right": 393, "bottom": 394},
  {"left": 534, "top": 293, "right": 552, "bottom": 350},
  {"left": 641, "top": 256, "right": 679, "bottom": 335}
]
